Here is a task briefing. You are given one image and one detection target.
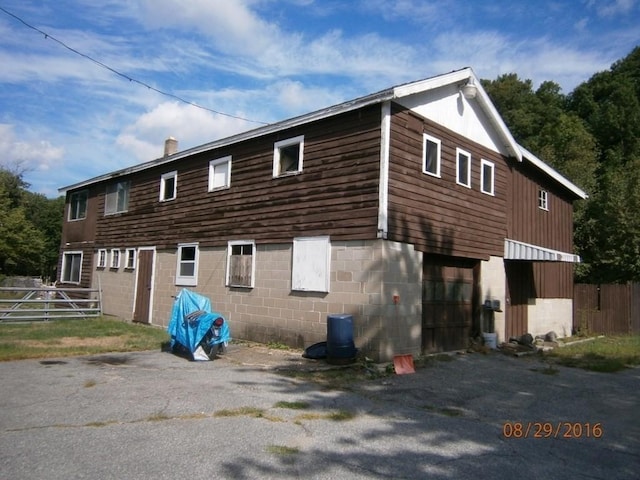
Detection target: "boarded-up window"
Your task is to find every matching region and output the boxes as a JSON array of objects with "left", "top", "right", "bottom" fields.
[
  {"left": 292, "top": 236, "right": 330, "bottom": 292},
  {"left": 227, "top": 241, "right": 255, "bottom": 288}
]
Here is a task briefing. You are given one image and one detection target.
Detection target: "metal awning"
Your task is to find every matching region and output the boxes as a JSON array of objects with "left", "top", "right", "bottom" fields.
[{"left": 504, "top": 239, "right": 581, "bottom": 263}]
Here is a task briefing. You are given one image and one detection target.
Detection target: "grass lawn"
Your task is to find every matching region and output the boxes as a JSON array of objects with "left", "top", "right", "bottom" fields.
[
  {"left": 546, "top": 335, "right": 640, "bottom": 372},
  {"left": 0, "top": 317, "right": 169, "bottom": 361}
]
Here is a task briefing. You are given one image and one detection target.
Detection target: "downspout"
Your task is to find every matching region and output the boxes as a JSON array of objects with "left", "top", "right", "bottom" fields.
[{"left": 378, "top": 101, "right": 391, "bottom": 239}]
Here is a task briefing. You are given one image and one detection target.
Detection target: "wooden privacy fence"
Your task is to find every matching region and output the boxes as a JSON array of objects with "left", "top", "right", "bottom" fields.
[
  {"left": 0, "top": 287, "right": 102, "bottom": 322},
  {"left": 573, "top": 283, "right": 640, "bottom": 335}
]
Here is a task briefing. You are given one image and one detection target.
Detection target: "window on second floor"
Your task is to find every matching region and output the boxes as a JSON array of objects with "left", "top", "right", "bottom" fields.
[
  {"left": 423, "top": 134, "right": 441, "bottom": 177},
  {"left": 209, "top": 156, "right": 232, "bottom": 191},
  {"left": 159, "top": 171, "right": 177, "bottom": 202},
  {"left": 456, "top": 148, "right": 471, "bottom": 188},
  {"left": 226, "top": 240, "right": 255, "bottom": 288},
  {"left": 105, "top": 181, "right": 130, "bottom": 215},
  {"left": 538, "top": 189, "right": 549, "bottom": 211},
  {"left": 69, "top": 190, "right": 88, "bottom": 220},
  {"left": 273, "top": 136, "right": 304, "bottom": 177},
  {"left": 480, "top": 159, "right": 495, "bottom": 196}
]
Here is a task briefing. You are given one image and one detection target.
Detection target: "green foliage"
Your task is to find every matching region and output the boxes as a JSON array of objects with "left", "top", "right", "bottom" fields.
[
  {"left": 484, "top": 46, "right": 640, "bottom": 283},
  {"left": 0, "top": 167, "right": 63, "bottom": 279}
]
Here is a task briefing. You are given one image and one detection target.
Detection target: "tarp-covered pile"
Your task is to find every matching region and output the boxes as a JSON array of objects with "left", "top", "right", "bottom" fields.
[{"left": 167, "top": 289, "right": 230, "bottom": 361}]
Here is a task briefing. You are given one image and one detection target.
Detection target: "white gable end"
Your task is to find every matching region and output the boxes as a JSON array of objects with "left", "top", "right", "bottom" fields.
[{"left": 395, "top": 84, "right": 511, "bottom": 157}]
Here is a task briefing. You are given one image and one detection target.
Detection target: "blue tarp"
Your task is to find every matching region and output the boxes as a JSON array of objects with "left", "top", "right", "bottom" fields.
[{"left": 167, "top": 289, "right": 230, "bottom": 359}]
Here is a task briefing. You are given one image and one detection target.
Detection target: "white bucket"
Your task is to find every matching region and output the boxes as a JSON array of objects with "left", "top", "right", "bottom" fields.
[{"left": 482, "top": 332, "right": 498, "bottom": 349}]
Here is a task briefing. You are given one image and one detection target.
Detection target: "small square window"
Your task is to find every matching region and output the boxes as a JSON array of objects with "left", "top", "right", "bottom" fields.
[
  {"left": 273, "top": 136, "right": 304, "bottom": 177},
  {"left": 480, "top": 159, "right": 495, "bottom": 196},
  {"left": 209, "top": 156, "right": 232, "bottom": 191},
  {"left": 456, "top": 148, "right": 471, "bottom": 188},
  {"left": 69, "top": 190, "right": 88, "bottom": 220},
  {"left": 423, "top": 134, "right": 441, "bottom": 177},
  {"left": 125, "top": 248, "right": 136, "bottom": 269},
  {"left": 160, "top": 171, "right": 177, "bottom": 202},
  {"left": 226, "top": 240, "right": 255, "bottom": 288},
  {"left": 110, "top": 249, "right": 121, "bottom": 269},
  {"left": 97, "top": 249, "right": 107, "bottom": 268},
  {"left": 538, "top": 189, "right": 549, "bottom": 211},
  {"left": 176, "top": 243, "right": 198, "bottom": 286}
]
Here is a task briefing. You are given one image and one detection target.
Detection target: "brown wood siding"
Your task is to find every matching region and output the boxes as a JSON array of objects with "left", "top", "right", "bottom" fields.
[
  {"left": 89, "top": 106, "right": 382, "bottom": 249},
  {"left": 508, "top": 164, "right": 574, "bottom": 252},
  {"left": 387, "top": 105, "right": 508, "bottom": 260},
  {"left": 59, "top": 187, "right": 100, "bottom": 287},
  {"left": 508, "top": 163, "right": 577, "bottom": 299}
]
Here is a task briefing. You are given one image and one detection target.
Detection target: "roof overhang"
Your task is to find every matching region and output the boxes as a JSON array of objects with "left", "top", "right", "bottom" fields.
[
  {"left": 504, "top": 238, "right": 581, "bottom": 263},
  {"left": 518, "top": 145, "right": 588, "bottom": 200}
]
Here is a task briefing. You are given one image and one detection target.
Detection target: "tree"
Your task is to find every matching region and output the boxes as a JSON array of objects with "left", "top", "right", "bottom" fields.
[{"left": 0, "top": 181, "right": 46, "bottom": 276}]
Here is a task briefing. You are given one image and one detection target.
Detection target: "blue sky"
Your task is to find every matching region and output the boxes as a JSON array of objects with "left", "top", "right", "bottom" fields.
[{"left": 0, "top": 0, "right": 638, "bottom": 197}]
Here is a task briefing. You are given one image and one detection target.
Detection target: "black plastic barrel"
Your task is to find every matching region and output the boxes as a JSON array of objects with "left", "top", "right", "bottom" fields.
[{"left": 326, "top": 314, "right": 357, "bottom": 363}]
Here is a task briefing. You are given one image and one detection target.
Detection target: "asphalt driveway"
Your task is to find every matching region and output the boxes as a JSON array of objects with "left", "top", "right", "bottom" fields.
[{"left": 0, "top": 345, "right": 638, "bottom": 479}]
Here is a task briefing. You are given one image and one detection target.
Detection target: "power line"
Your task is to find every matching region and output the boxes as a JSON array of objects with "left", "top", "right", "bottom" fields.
[{"left": 0, "top": 6, "right": 269, "bottom": 125}]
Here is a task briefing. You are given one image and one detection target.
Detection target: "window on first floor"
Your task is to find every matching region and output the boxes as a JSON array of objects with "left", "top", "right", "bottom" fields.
[
  {"left": 176, "top": 243, "right": 199, "bottom": 286},
  {"left": 292, "top": 236, "right": 331, "bottom": 292},
  {"left": 538, "top": 189, "right": 549, "bottom": 211},
  {"left": 61, "top": 251, "right": 83, "bottom": 284},
  {"left": 423, "top": 133, "right": 441, "bottom": 177},
  {"left": 480, "top": 159, "right": 495, "bottom": 195},
  {"left": 97, "top": 249, "right": 107, "bottom": 268},
  {"left": 159, "top": 171, "right": 177, "bottom": 202},
  {"left": 125, "top": 248, "right": 136, "bottom": 269},
  {"left": 209, "top": 156, "right": 232, "bottom": 191},
  {"left": 456, "top": 148, "right": 471, "bottom": 188},
  {"left": 110, "top": 249, "right": 121, "bottom": 269},
  {"left": 273, "top": 136, "right": 304, "bottom": 177},
  {"left": 226, "top": 240, "right": 255, "bottom": 288},
  {"left": 105, "top": 181, "right": 130, "bottom": 215},
  {"left": 69, "top": 190, "right": 88, "bottom": 221}
]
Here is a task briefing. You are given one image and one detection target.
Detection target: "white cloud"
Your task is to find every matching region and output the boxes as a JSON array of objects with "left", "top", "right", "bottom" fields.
[
  {"left": 0, "top": 124, "right": 64, "bottom": 173},
  {"left": 597, "top": 0, "right": 636, "bottom": 17},
  {"left": 116, "top": 101, "right": 253, "bottom": 161}
]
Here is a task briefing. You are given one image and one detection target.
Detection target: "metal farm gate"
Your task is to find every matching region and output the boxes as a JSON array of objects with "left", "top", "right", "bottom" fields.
[{"left": 573, "top": 283, "right": 640, "bottom": 335}]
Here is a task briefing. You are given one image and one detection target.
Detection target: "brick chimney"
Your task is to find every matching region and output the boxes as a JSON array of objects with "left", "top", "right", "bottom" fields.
[{"left": 164, "top": 137, "right": 178, "bottom": 157}]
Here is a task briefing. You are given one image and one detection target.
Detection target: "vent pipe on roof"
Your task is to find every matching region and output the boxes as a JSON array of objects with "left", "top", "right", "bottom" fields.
[{"left": 164, "top": 137, "right": 178, "bottom": 157}]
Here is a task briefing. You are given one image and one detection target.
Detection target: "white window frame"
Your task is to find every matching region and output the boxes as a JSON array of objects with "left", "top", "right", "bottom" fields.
[
  {"left": 97, "top": 249, "right": 107, "bottom": 268},
  {"left": 110, "top": 249, "right": 121, "bottom": 269},
  {"left": 538, "top": 189, "right": 549, "bottom": 211},
  {"left": 176, "top": 243, "right": 199, "bottom": 286},
  {"left": 423, "top": 134, "right": 441, "bottom": 177},
  {"left": 61, "top": 251, "right": 83, "bottom": 284},
  {"left": 125, "top": 248, "right": 137, "bottom": 270},
  {"left": 480, "top": 159, "right": 495, "bottom": 196},
  {"left": 226, "top": 240, "right": 256, "bottom": 288},
  {"left": 159, "top": 171, "right": 177, "bottom": 202},
  {"left": 456, "top": 148, "right": 472, "bottom": 188},
  {"left": 69, "top": 190, "right": 88, "bottom": 221},
  {"left": 208, "top": 156, "right": 232, "bottom": 191},
  {"left": 273, "top": 135, "right": 304, "bottom": 177},
  {"left": 292, "top": 236, "right": 331, "bottom": 293},
  {"left": 105, "top": 181, "right": 130, "bottom": 215}
]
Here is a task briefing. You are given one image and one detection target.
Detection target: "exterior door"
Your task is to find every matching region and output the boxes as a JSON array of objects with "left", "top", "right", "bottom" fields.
[
  {"left": 422, "top": 256, "right": 479, "bottom": 353},
  {"left": 505, "top": 261, "right": 534, "bottom": 339},
  {"left": 133, "top": 249, "right": 154, "bottom": 324}
]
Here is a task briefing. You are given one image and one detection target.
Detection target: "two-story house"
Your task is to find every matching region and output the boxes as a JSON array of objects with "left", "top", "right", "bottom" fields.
[{"left": 58, "top": 67, "right": 587, "bottom": 361}]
